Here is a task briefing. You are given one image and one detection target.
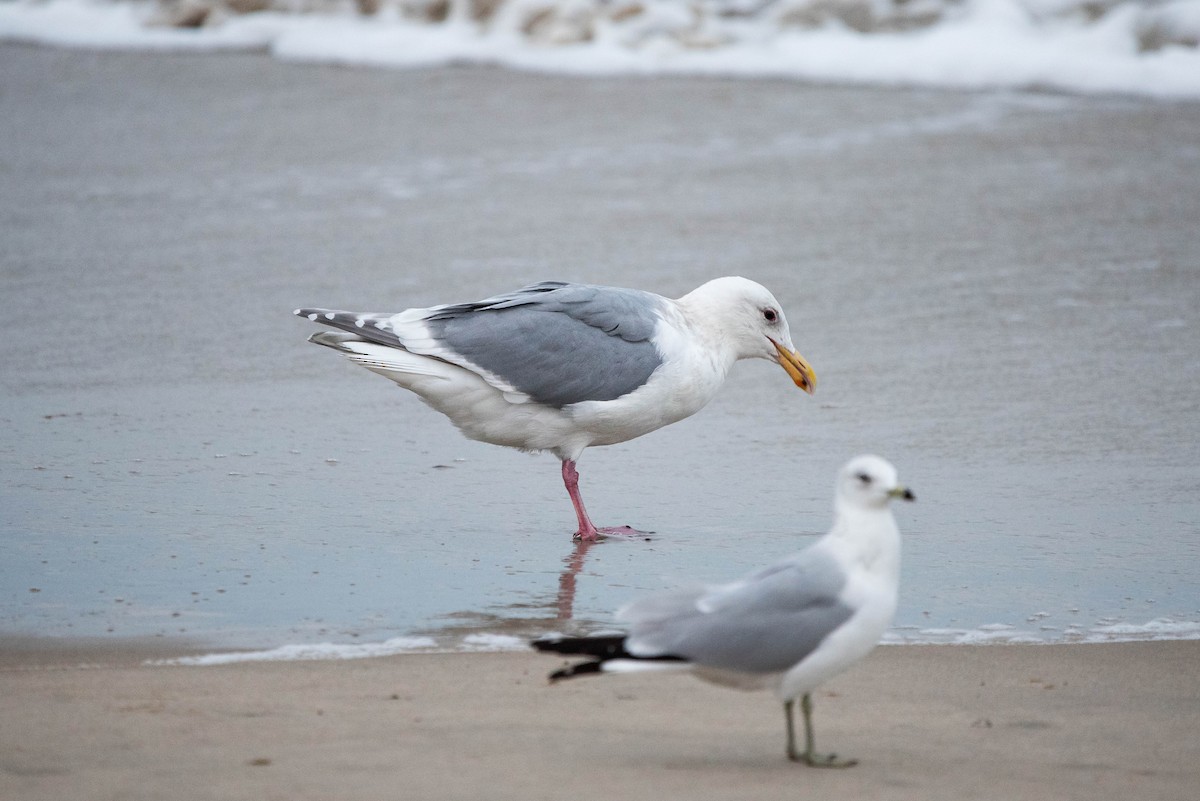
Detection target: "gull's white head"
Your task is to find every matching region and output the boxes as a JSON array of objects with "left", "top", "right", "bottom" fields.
[
  {"left": 836, "top": 455, "right": 915, "bottom": 510},
  {"left": 679, "top": 276, "right": 817, "bottom": 394}
]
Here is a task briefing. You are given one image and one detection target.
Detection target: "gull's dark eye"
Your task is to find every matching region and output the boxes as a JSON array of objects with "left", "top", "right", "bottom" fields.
[
  {"left": 855, "top": 472, "right": 871, "bottom": 485},
  {"left": 763, "top": 308, "right": 778, "bottom": 324}
]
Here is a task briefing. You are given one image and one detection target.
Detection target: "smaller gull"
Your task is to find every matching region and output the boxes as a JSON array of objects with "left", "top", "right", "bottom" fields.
[
  {"left": 533, "top": 455, "right": 914, "bottom": 766},
  {"left": 295, "top": 277, "right": 816, "bottom": 541}
]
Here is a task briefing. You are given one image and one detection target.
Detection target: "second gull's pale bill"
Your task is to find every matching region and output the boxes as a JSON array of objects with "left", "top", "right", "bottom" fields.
[{"left": 296, "top": 277, "right": 816, "bottom": 541}]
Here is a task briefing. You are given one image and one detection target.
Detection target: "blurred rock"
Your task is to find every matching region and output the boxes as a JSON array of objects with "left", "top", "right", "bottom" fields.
[
  {"left": 776, "top": 0, "right": 945, "bottom": 33},
  {"left": 1136, "top": 2, "right": 1200, "bottom": 52},
  {"left": 151, "top": 0, "right": 215, "bottom": 27},
  {"left": 520, "top": 1, "right": 597, "bottom": 44},
  {"left": 225, "top": 0, "right": 272, "bottom": 13}
]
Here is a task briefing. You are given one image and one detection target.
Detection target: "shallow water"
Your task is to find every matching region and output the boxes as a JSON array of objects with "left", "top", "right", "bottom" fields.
[{"left": 1, "top": 47, "right": 1198, "bottom": 650}]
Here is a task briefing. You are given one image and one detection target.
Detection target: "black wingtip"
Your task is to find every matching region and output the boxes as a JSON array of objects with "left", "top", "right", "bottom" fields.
[
  {"left": 548, "top": 660, "right": 605, "bottom": 682},
  {"left": 533, "top": 635, "right": 627, "bottom": 683},
  {"left": 533, "top": 634, "right": 690, "bottom": 683},
  {"left": 294, "top": 308, "right": 407, "bottom": 351},
  {"left": 531, "top": 635, "right": 631, "bottom": 659}
]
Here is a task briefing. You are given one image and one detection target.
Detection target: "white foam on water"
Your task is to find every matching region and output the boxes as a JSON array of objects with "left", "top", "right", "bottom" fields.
[
  {"left": 885, "top": 616, "right": 1200, "bottom": 645},
  {"left": 460, "top": 633, "right": 527, "bottom": 651},
  {"left": 2, "top": 0, "right": 1199, "bottom": 98},
  {"left": 0, "top": 0, "right": 279, "bottom": 50},
  {"left": 1082, "top": 617, "right": 1200, "bottom": 642},
  {"left": 152, "top": 635, "right": 438, "bottom": 665},
  {"left": 148, "top": 615, "right": 1200, "bottom": 665}
]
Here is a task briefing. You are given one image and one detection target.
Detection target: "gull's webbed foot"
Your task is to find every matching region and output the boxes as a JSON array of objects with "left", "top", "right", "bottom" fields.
[
  {"left": 789, "top": 750, "right": 858, "bottom": 769},
  {"left": 784, "top": 694, "right": 860, "bottom": 768},
  {"left": 572, "top": 525, "right": 649, "bottom": 542}
]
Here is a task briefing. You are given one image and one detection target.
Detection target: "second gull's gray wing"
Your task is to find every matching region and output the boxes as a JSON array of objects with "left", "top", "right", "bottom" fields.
[{"left": 623, "top": 549, "right": 854, "bottom": 674}]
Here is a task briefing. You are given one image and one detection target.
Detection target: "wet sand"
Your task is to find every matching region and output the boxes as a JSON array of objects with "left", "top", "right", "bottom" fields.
[{"left": 2, "top": 640, "right": 1197, "bottom": 801}]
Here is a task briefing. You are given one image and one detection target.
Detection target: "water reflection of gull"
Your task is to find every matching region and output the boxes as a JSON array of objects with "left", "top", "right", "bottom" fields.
[
  {"left": 556, "top": 539, "right": 596, "bottom": 621},
  {"left": 415, "top": 539, "right": 601, "bottom": 644}
]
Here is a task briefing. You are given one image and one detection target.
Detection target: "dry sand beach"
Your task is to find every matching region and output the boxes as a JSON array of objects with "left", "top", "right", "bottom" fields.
[{"left": 2, "top": 641, "right": 1198, "bottom": 801}]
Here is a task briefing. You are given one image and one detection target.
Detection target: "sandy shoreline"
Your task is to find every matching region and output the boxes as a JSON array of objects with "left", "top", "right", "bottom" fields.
[{"left": 2, "top": 640, "right": 1196, "bottom": 800}]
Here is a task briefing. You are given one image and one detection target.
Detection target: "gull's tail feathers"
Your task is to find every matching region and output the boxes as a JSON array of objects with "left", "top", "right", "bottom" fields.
[
  {"left": 532, "top": 635, "right": 688, "bottom": 682},
  {"left": 306, "top": 332, "right": 448, "bottom": 380}
]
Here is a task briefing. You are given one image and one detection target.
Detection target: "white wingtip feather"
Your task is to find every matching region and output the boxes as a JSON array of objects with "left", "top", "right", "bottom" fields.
[{"left": 601, "top": 660, "right": 692, "bottom": 675}]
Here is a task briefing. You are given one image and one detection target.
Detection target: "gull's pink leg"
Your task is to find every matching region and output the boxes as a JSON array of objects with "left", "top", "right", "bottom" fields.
[
  {"left": 561, "top": 459, "right": 642, "bottom": 541},
  {"left": 562, "top": 459, "right": 602, "bottom": 541}
]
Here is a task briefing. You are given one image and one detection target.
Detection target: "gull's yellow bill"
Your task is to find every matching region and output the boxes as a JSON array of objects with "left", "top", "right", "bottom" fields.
[{"left": 771, "top": 338, "right": 817, "bottom": 395}]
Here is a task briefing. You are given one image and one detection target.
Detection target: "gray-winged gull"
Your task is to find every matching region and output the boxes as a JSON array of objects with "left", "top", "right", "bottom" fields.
[
  {"left": 533, "top": 455, "right": 913, "bottom": 766},
  {"left": 295, "top": 277, "right": 816, "bottom": 541}
]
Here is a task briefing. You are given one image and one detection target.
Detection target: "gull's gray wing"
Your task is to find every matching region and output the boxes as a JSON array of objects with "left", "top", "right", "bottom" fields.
[
  {"left": 423, "top": 282, "right": 666, "bottom": 408},
  {"left": 622, "top": 549, "right": 854, "bottom": 674},
  {"left": 298, "top": 282, "right": 667, "bottom": 408}
]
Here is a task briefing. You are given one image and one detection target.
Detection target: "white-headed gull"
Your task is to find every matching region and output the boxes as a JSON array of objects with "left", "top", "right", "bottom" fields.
[
  {"left": 295, "top": 277, "right": 816, "bottom": 540},
  {"left": 534, "top": 455, "right": 913, "bottom": 766}
]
